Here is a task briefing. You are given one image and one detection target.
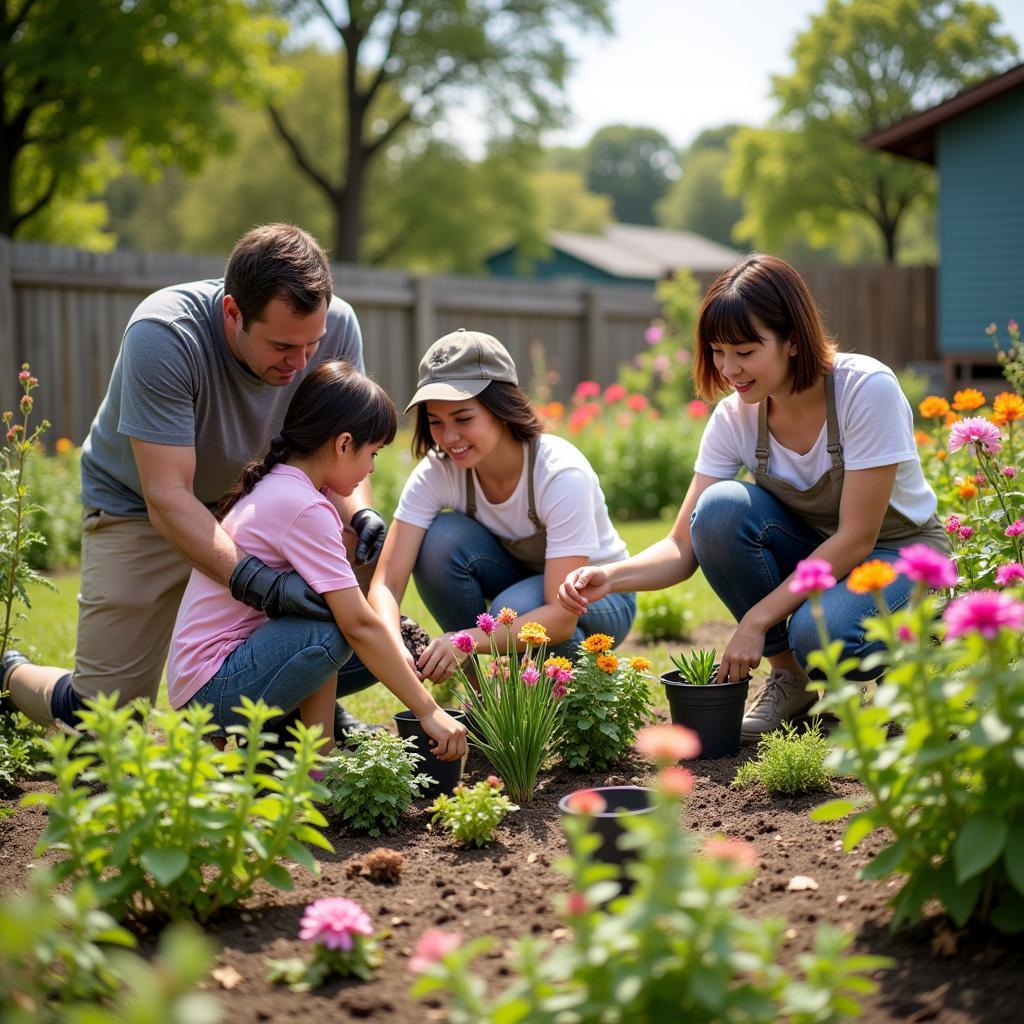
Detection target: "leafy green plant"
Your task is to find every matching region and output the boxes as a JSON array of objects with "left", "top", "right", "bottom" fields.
[
  {"left": 0, "top": 868, "right": 219, "bottom": 1023},
  {"left": 323, "top": 729, "right": 435, "bottom": 836},
  {"left": 994, "top": 319, "right": 1024, "bottom": 395},
  {"left": 429, "top": 777, "right": 519, "bottom": 847},
  {"left": 0, "top": 709, "right": 46, "bottom": 791},
  {"left": 25, "top": 694, "right": 332, "bottom": 922},
  {"left": 669, "top": 647, "right": 719, "bottom": 685},
  {"left": 634, "top": 588, "right": 692, "bottom": 641},
  {"left": 21, "top": 439, "right": 83, "bottom": 571},
  {"left": 410, "top": 726, "right": 891, "bottom": 1023},
  {"left": 556, "top": 643, "right": 654, "bottom": 770},
  {"left": 733, "top": 721, "right": 834, "bottom": 795}
]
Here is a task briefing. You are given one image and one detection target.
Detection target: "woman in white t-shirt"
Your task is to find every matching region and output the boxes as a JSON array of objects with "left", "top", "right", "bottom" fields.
[
  {"left": 370, "top": 329, "right": 635, "bottom": 682},
  {"left": 558, "top": 254, "right": 948, "bottom": 742}
]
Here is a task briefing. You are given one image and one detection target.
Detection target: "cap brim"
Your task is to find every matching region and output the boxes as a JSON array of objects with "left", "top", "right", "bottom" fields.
[{"left": 404, "top": 378, "right": 490, "bottom": 413}]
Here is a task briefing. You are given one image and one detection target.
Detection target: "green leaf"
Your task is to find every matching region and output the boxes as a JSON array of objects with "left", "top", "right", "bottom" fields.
[
  {"left": 263, "top": 863, "right": 295, "bottom": 891},
  {"left": 842, "top": 811, "right": 877, "bottom": 852},
  {"left": 1004, "top": 824, "right": 1024, "bottom": 895},
  {"left": 140, "top": 847, "right": 190, "bottom": 886},
  {"left": 935, "top": 863, "right": 983, "bottom": 927},
  {"left": 810, "top": 798, "right": 858, "bottom": 822},
  {"left": 954, "top": 814, "right": 1007, "bottom": 883},
  {"left": 283, "top": 839, "right": 317, "bottom": 874}
]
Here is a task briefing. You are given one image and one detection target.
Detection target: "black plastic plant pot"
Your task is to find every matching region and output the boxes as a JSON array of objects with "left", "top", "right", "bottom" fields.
[
  {"left": 393, "top": 709, "right": 467, "bottom": 799},
  {"left": 660, "top": 671, "right": 750, "bottom": 759},
  {"left": 558, "top": 786, "right": 656, "bottom": 867}
]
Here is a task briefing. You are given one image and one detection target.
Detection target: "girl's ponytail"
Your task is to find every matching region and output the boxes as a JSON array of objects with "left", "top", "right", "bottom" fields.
[{"left": 216, "top": 433, "right": 292, "bottom": 519}]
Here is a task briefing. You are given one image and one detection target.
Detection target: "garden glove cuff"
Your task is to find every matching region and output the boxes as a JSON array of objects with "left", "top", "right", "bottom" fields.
[
  {"left": 229, "top": 554, "right": 332, "bottom": 621},
  {"left": 351, "top": 507, "right": 387, "bottom": 563}
]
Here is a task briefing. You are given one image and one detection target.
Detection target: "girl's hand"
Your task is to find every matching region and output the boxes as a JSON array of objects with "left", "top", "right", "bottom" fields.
[
  {"left": 716, "top": 619, "right": 766, "bottom": 683},
  {"left": 417, "top": 634, "right": 468, "bottom": 684},
  {"left": 419, "top": 707, "right": 468, "bottom": 761},
  {"left": 558, "top": 566, "right": 610, "bottom": 614}
]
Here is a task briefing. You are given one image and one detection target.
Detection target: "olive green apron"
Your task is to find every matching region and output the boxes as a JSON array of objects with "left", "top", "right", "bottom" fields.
[
  {"left": 465, "top": 437, "right": 548, "bottom": 573},
  {"left": 753, "top": 373, "right": 950, "bottom": 552}
]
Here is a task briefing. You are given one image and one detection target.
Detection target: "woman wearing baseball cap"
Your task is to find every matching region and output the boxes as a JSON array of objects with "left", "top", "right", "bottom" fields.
[{"left": 368, "top": 329, "right": 636, "bottom": 682}]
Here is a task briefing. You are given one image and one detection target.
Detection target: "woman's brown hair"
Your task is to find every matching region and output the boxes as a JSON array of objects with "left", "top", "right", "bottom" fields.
[
  {"left": 692, "top": 254, "right": 835, "bottom": 401},
  {"left": 217, "top": 361, "right": 397, "bottom": 518},
  {"left": 411, "top": 381, "right": 544, "bottom": 458}
]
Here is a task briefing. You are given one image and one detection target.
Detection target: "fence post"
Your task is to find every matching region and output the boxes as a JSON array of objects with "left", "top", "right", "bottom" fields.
[
  {"left": 584, "top": 287, "right": 604, "bottom": 383},
  {"left": 413, "top": 275, "right": 433, "bottom": 378},
  {"left": 0, "top": 237, "right": 15, "bottom": 413}
]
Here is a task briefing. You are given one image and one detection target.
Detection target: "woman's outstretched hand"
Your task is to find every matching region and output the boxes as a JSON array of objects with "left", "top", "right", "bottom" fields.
[
  {"left": 558, "top": 565, "right": 611, "bottom": 614},
  {"left": 716, "top": 618, "right": 766, "bottom": 683},
  {"left": 419, "top": 707, "right": 468, "bottom": 761}
]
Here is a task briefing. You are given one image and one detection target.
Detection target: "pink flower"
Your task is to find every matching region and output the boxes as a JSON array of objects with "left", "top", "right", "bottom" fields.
[
  {"left": 704, "top": 837, "right": 758, "bottom": 867},
  {"left": 555, "top": 667, "right": 573, "bottom": 685},
  {"left": 476, "top": 613, "right": 496, "bottom": 635},
  {"left": 995, "top": 563, "right": 1024, "bottom": 586},
  {"left": 486, "top": 775, "right": 503, "bottom": 788},
  {"left": 409, "top": 929, "right": 462, "bottom": 974},
  {"left": 1003, "top": 466, "right": 1017, "bottom": 479},
  {"left": 565, "top": 789, "right": 607, "bottom": 814},
  {"left": 948, "top": 417, "right": 1002, "bottom": 457},
  {"left": 451, "top": 632, "right": 476, "bottom": 655},
  {"left": 658, "top": 766, "right": 694, "bottom": 796},
  {"left": 644, "top": 324, "right": 664, "bottom": 345},
  {"left": 944, "top": 590, "right": 1024, "bottom": 640},
  {"left": 959, "top": 526, "right": 975, "bottom": 540},
  {"left": 653, "top": 354, "right": 671, "bottom": 373},
  {"left": 17, "top": 370, "right": 30, "bottom": 381},
  {"left": 636, "top": 723, "right": 701, "bottom": 762},
  {"left": 565, "top": 891, "right": 588, "bottom": 915},
  {"left": 895, "top": 544, "right": 958, "bottom": 590},
  {"left": 299, "top": 897, "right": 373, "bottom": 951},
  {"left": 975, "top": 473, "right": 987, "bottom": 486},
  {"left": 522, "top": 665, "right": 540, "bottom": 686},
  {"left": 627, "top": 394, "right": 648, "bottom": 412},
  {"left": 1011, "top": 319, "right": 1020, "bottom": 333},
  {"left": 944, "top": 514, "right": 961, "bottom": 534},
  {"left": 573, "top": 380, "right": 600, "bottom": 400},
  {"left": 789, "top": 558, "right": 836, "bottom": 596},
  {"left": 551, "top": 680, "right": 568, "bottom": 699},
  {"left": 687, "top": 399, "right": 708, "bottom": 419},
  {"left": 603, "top": 383, "right": 627, "bottom": 403},
  {"left": 986, "top": 322, "right": 998, "bottom": 336},
  {"left": 496, "top": 607, "right": 517, "bottom": 625},
  {"left": 897, "top": 624, "right": 915, "bottom": 643},
  {"left": 1006, "top": 519, "right": 1024, "bottom": 538}
]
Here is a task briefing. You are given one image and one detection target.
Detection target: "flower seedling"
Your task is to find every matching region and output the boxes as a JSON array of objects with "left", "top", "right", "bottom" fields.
[
  {"left": 429, "top": 776, "right": 518, "bottom": 847},
  {"left": 669, "top": 647, "right": 719, "bottom": 685}
]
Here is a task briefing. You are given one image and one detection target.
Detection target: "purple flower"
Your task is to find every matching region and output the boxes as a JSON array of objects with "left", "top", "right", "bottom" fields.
[
  {"left": 299, "top": 897, "right": 373, "bottom": 950},
  {"left": 959, "top": 525, "right": 975, "bottom": 541},
  {"left": 476, "top": 613, "right": 496, "bottom": 635},
  {"left": 1006, "top": 519, "right": 1024, "bottom": 538},
  {"left": 451, "top": 632, "right": 476, "bottom": 655},
  {"left": 894, "top": 544, "right": 958, "bottom": 590},
  {"left": 943, "top": 590, "right": 1024, "bottom": 640},
  {"left": 789, "top": 558, "right": 836, "bottom": 596},
  {"left": 1003, "top": 466, "right": 1017, "bottom": 479},
  {"left": 948, "top": 417, "right": 1003, "bottom": 457},
  {"left": 521, "top": 665, "right": 540, "bottom": 686},
  {"left": 995, "top": 563, "right": 1024, "bottom": 586}
]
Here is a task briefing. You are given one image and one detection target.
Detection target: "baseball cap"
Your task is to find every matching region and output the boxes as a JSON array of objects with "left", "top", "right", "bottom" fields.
[{"left": 404, "top": 329, "right": 518, "bottom": 412}]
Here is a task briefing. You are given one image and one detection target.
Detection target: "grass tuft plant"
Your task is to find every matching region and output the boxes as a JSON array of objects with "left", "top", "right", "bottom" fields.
[
  {"left": 429, "top": 777, "right": 518, "bottom": 847},
  {"left": 669, "top": 647, "right": 719, "bottom": 685},
  {"left": 733, "top": 721, "right": 834, "bottom": 795}
]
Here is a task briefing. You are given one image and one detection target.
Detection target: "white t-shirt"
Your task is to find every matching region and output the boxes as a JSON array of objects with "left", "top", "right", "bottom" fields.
[
  {"left": 694, "top": 352, "right": 937, "bottom": 525},
  {"left": 395, "top": 433, "right": 629, "bottom": 566}
]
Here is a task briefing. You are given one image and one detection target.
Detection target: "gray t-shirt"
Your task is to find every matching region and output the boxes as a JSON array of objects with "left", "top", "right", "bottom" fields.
[{"left": 81, "top": 279, "right": 364, "bottom": 517}]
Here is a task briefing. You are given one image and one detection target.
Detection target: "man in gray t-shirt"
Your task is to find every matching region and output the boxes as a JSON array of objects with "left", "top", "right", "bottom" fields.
[{"left": 2, "top": 224, "right": 386, "bottom": 730}]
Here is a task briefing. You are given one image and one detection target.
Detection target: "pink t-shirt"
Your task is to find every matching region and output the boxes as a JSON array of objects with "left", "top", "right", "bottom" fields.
[{"left": 167, "top": 463, "right": 359, "bottom": 708}]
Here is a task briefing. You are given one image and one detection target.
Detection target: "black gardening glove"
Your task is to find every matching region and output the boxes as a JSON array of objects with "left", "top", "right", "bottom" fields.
[
  {"left": 229, "top": 554, "right": 332, "bottom": 621},
  {"left": 351, "top": 507, "right": 387, "bottom": 563}
]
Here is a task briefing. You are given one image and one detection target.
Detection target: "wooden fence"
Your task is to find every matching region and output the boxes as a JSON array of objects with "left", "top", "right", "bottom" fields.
[{"left": 0, "top": 238, "right": 937, "bottom": 442}]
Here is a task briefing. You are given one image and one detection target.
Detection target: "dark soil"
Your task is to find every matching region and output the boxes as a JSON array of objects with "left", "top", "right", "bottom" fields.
[
  {"left": 1, "top": 620, "right": 1020, "bottom": 1023},
  {"left": 400, "top": 617, "right": 431, "bottom": 663}
]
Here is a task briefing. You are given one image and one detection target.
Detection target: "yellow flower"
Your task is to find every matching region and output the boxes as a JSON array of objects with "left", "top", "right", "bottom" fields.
[
  {"left": 847, "top": 560, "right": 898, "bottom": 594},
  {"left": 993, "top": 391, "right": 1024, "bottom": 423},
  {"left": 596, "top": 654, "right": 619, "bottom": 674},
  {"left": 496, "top": 607, "right": 517, "bottom": 625},
  {"left": 958, "top": 480, "right": 978, "bottom": 500},
  {"left": 517, "top": 622, "right": 549, "bottom": 645},
  {"left": 544, "top": 655, "right": 572, "bottom": 672},
  {"left": 918, "top": 396, "right": 950, "bottom": 418},
  {"left": 629, "top": 656, "right": 652, "bottom": 672},
  {"left": 55, "top": 437, "right": 74, "bottom": 455},
  {"left": 952, "top": 388, "right": 986, "bottom": 412},
  {"left": 581, "top": 633, "right": 614, "bottom": 653}
]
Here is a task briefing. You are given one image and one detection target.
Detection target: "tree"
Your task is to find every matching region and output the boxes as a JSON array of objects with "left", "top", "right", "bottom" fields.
[
  {"left": 0, "top": 0, "right": 285, "bottom": 242},
  {"left": 728, "top": 0, "right": 1017, "bottom": 263},
  {"left": 269, "top": 0, "right": 611, "bottom": 263},
  {"left": 531, "top": 170, "right": 611, "bottom": 234},
  {"left": 584, "top": 124, "right": 677, "bottom": 225}
]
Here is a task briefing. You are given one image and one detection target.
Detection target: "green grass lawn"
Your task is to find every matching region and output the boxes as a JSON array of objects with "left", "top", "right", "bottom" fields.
[{"left": 16, "top": 517, "right": 731, "bottom": 724}]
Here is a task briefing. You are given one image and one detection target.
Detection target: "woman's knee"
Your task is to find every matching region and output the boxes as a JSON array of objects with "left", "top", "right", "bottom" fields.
[
  {"left": 690, "top": 480, "right": 758, "bottom": 552},
  {"left": 416, "top": 511, "right": 474, "bottom": 577}
]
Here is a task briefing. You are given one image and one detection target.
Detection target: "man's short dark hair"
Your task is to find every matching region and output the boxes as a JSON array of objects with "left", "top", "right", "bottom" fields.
[{"left": 224, "top": 223, "right": 333, "bottom": 329}]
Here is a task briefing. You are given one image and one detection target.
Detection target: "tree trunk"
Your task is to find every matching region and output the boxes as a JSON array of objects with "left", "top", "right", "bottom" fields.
[
  {"left": 333, "top": 145, "right": 364, "bottom": 263},
  {"left": 0, "top": 144, "right": 14, "bottom": 238},
  {"left": 883, "top": 219, "right": 898, "bottom": 264}
]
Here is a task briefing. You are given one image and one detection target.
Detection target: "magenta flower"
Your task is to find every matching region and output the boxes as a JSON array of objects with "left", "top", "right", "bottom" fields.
[
  {"left": 1006, "top": 519, "right": 1024, "bottom": 538},
  {"left": 409, "top": 928, "right": 462, "bottom": 974},
  {"left": 476, "top": 612, "right": 496, "bottom": 635},
  {"left": 897, "top": 624, "right": 915, "bottom": 643},
  {"left": 299, "top": 898, "right": 373, "bottom": 950},
  {"left": 555, "top": 667, "right": 573, "bottom": 685},
  {"left": 551, "top": 680, "right": 568, "bottom": 699},
  {"left": 1003, "top": 466, "right": 1017, "bottom": 479},
  {"left": 522, "top": 665, "right": 540, "bottom": 686},
  {"left": 944, "top": 590, "right": 1024, "bottom": 640},
  {"left": 644, "top": 323, "right": 664, "bottom": 345},
  {"left": 958, "top": 526, "right": 975, "bottom": 541},
  {"left": 995, "top": 563, "right": 1024, "bottom": 586},
  {"left": 789, "top": 558, "right": 836, "bottom": 596},
  {"left": 450, "top": 631, "right": 476, "bottom": 655},
  {"left": 944, "top": 514, "right": 961, "bottom": 534},
  {"left": 975, "top": 473, "right": 987, "bottom": 486},
  {"left": 948, "top": 416, "right": 1003, "bottom": 456},
  {"left": 895, "top": 544, "right": 958, "bottom": 589}
]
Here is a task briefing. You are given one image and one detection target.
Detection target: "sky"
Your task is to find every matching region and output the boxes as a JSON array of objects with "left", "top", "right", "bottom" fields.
[{"left": 542, "top": 0, "right": 1024, "bottom": 152}]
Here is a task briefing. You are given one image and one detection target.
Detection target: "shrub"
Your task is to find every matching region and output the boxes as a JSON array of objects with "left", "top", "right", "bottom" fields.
[
  {"left": 323, "top": 729, "right": 435, "bottom": 836},
  {"left": 556, "top": 642, "right": 654, "bottom": 771},
  {"left": 634, "top": 588, "right": 692, "bottom": 641},
  {"left": 26, "top": 694, "right": 332, "bottom": 922},
  {"left": 733, "top": 721, "right": 834, "bottom": 795},
  {"left": 0, "top": 711, "right": 46, "bottom": 791},
  {"left": 21, "top": 441, "right": 83, "bottom": 570},
  {"left": 429, "top": 777, "right": 518, "bottom": 847}
]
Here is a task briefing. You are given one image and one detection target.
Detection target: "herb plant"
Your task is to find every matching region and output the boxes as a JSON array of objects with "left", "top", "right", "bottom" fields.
[
  {"left": 26, "top": 694, "right": 332, "bottom": 922},
  {"left": 669, "top": 647, "right": 719, "bottom": 685},
  {"left": 634, "top": 588, "right": 692, "bottom": 641},
  {"left": 557, "top": 642, "right": 654, "bottom": 770},
  {"left": 323, "top": 729, "right": 435, "bottom": 836},
  {"left": 429, "top": 777, "right": 519, "bottom": 847},
  {"left": 0, "top": 710, "right": 46, "bottom": 791},
  {"left": 733, "top": 721, "right": 834, "bottom": 795}
]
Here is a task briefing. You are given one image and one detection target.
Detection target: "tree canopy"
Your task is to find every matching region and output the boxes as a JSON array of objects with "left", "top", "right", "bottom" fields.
[{"left": 584, "top": 124, "right": 677, "bottom": 225}]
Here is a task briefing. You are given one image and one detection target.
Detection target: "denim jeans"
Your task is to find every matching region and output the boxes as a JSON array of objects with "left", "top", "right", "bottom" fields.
[
  {"left": 690, "top": 480, "right": 913, "bottom": 680},
  {"left": 413, "top": 511, "right": 637, "bottom": 657},
  {"left": 186, "top": 615, "right": 376, "bottom": 731}
]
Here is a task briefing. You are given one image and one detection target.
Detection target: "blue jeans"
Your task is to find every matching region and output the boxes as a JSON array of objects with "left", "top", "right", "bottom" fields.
[
  {"left": 413, "top": 512, "right": 637, "bottom": 657},
  {"left": 186, "top": 616, "right": 375, "bottom": 731},
  {"left": 690, "top": 481, "right": 912, "bottom": 680}
]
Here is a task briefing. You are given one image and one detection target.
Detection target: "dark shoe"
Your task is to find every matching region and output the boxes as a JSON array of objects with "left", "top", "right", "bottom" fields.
[
  {"left": 0, "top": 649, "right": 31, "bottom": 713},
  {"left": 335, "top": 703, "right": 386, "bottom": 740}
]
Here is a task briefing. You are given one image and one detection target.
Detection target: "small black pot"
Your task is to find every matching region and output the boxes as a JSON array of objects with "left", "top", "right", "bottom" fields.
[
  {"left": 558, "top": 786, "right": 656, "bottom": 867},
  {"left": 393, "top": 709, "right": 467, "bottom": 799},
  {"left": 660, "top": 671, "right": 750, "bottom": 759}
]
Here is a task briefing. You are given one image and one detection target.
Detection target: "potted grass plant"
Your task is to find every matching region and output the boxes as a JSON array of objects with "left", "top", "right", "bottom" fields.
[{"left": 660, "top": 648, "right": 749, "bottom": 758}]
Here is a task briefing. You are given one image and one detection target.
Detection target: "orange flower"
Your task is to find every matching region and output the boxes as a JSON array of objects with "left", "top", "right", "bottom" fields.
[
  {"left": 581, "top": 633, "right": 613, "bottom": 653},
  {"left": 596, "top": 653, "right": 619, "bottom": 674},
  {"left": 496, "top": 607, "right": 517, "bottom": 625},
  {"left": 55, "top": 437, "right": 74, "bottom": 455},
  {"left": 918, "top": 396, "right": 950, "bottom": 418},
  {"left": 952, "top": 388, "right": 986, "bottom": 412},
  {"left": 658, "top": 766, "right": 694, "bottom": 796},
  {"left": 629, "top": 656, "right": 652, "bottom": 672},
  {"left": 936, "top": 448, "right": 947, "bottom": 461},
  {"left": 944, "top": 411, "right": 961, "bottom": 426},
  {"left": 958, "top": 480, "right": 978, "bottom": 500},
  {"left": 913, "top": 429, "right": 933, "bottom": 447},
  {"left": 847, "top": 560, "right": 898, "bottom": 594},
  {"left": 565, "top": 789, "right": 606, "bottom": 815},
  {"left": 993, "top": 392, "right": 1024, "bottom": 423},
  {"left": 636, "top": 723, "right": 701, "bottom": 762}
]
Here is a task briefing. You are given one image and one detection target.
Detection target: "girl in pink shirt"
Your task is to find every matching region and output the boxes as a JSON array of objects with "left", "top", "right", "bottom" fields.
[{"left": 168, "top": 361, "right": 466, "bottom": 760}]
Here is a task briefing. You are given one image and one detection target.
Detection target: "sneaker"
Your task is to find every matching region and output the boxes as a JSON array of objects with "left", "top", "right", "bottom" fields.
[{"left": 740, "top": 668, "right": 817, "bottom": 744}]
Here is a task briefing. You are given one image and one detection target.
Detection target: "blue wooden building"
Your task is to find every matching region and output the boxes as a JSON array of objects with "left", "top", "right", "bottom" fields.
[{"left": 864, "top": 63, "right": 1024, "bottom": 386}]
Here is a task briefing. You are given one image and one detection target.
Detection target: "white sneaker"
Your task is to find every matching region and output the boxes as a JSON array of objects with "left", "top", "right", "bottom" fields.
[{"left": 741, "top": 668, "right": 817, "bottom": 744}]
